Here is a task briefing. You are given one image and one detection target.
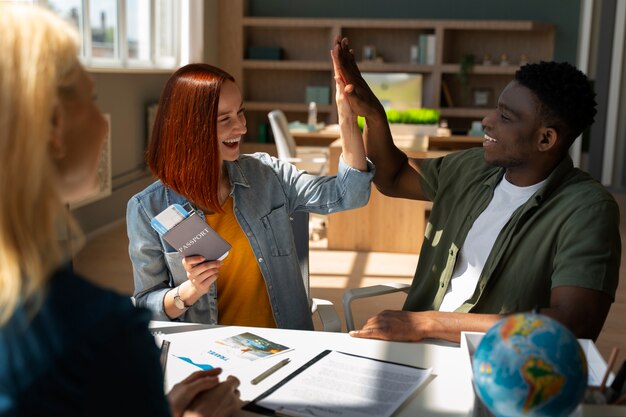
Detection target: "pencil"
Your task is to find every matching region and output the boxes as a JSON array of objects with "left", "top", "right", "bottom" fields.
[
  {"left": 160, "top": 339, "right": 171, "bottom": 373},
  {"left": 251, "top": 358, "right": 291, "bottom": 385},
  {"left": 600, "top": 347, "right": 619, "bottom": 394}
]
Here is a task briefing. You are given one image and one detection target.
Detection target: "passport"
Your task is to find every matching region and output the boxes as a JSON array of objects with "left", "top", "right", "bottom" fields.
[{"left": 161, "top": 211, "right": 231, "bottom": 261}]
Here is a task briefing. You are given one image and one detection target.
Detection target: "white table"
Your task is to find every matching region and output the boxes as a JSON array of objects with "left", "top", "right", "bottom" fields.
[{"left": 150, "top": 322, "right": 475, "bottom": 417}]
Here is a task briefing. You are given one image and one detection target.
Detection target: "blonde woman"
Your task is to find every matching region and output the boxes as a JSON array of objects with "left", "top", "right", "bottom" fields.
[{"left": 0, "top": 5, "right": 241, "bottom": 416}]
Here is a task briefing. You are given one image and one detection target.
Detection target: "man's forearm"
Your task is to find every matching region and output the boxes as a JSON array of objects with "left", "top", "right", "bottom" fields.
[
  {"left": 350, "top": 310, "right": 504, "bottom": 343},
  {"left": 362, "top": 111, "right": 410, "bottom": 192},
  {"left": 425, "top": 312, "right": 504, "bottom": 343}
]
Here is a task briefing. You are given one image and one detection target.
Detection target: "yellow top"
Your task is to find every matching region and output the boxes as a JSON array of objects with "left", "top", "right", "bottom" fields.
[{"left": 205, "top": 196, "right": 276, "bottom": 328}]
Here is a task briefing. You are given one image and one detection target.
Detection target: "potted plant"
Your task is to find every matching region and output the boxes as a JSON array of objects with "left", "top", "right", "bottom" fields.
[
  {"left": 458, "top": 53, "right": 475, "bottom": 104},
  {"left": 358, "top": 108, "right": 440, "bottom": 151},
  {"left": 357, "top": 108, "right": 440, "bottom": 129}
]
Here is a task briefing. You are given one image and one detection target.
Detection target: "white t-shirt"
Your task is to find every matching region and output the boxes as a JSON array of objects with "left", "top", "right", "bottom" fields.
[{"left": 438, "top": 175, "right": 546, "bottom": 312}]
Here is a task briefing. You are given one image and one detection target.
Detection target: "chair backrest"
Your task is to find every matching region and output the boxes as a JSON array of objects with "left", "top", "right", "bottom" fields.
[
  {"left": 268, "top": 110, "right": 297, "bottom": 160},
  {"left": 289, "top": 211, "right": 310, "bottom": 302}
]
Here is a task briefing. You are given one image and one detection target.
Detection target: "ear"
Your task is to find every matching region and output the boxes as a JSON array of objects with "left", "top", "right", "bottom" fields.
[
  {"left": 536, "top": 126, "right": 558, "bottom": 152},
  {"left": 49, "top": 102, "right": 66, "bottom": 159}
]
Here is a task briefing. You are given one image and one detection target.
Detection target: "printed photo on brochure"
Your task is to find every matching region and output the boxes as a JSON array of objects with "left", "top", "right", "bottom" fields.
[{"left": 171, "top": 332, "right": 291, "bottom": 370}]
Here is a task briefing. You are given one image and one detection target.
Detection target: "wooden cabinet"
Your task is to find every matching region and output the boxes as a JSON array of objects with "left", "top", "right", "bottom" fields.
[
  {"left": 219, "top": 1, "right": 554, "bottom": 142},
  {"left": 326, "top": 139, "right": 444, "bottom": 254}
]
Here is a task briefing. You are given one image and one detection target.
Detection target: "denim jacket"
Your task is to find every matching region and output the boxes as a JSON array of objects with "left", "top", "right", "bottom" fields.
[{"left": 127, "top": 152, "right": 374, "bottom": 330}]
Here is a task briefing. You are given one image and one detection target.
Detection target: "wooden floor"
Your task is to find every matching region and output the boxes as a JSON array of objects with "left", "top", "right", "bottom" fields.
[{"left": 74, "top": 194, "right": 626, "bottom": 362}]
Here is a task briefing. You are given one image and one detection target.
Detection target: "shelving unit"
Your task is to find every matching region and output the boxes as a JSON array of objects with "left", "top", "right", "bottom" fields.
[{"left": 218, "top": 1, "right": 555, "bottom": 142}]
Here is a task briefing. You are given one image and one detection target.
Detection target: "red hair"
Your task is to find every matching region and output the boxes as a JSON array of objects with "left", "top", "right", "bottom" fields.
[{"left": 147, "top": 63, "right": 235, "bottom": 213}]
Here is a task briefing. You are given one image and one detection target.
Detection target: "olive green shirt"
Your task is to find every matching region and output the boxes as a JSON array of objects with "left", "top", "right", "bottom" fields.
[{"left": 403, "top": 147, "right": 620, "bottom": 313}]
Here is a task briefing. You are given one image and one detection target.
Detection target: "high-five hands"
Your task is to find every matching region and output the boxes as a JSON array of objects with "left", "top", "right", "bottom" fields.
[{"left": 331, "top": 36, "right": 386, "bottom": 119}]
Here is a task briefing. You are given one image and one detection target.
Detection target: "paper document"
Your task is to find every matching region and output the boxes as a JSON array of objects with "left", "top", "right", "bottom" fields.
[{"left": 247, "top": 350, "right": 432, "bottom": 417}]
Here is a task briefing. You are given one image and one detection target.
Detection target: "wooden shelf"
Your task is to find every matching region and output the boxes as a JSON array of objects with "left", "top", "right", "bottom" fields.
[
  {"left": 357, "top": 62, "right": 435, "bottom": 73},
  {"left": 437, "top": 19, "right": 553, "bottom": 31},
  {"left": 243, "top": 60, "right": 332, "bottom": 70},
  {"left": 242, "top": 17, "right": 336, "bottom": 28},
  {"left": 441, "top": 64, "right": 519, "bottom": 75},
  {"left": 220, "top": 2, "right": 555, "bottom": 140},
  {"left": 439, "top": 107, "right": 492, "bottom": 118},
  {"left": 245, "top": 102, "right": 334, "bottom": 113}
]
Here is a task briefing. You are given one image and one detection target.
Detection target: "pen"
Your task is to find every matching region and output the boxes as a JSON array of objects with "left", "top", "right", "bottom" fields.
[
  {"left": 160, "top": 339, "right": 171, "bottom": 372},
  {"left": 251, "top": 358, "right": 290, "bottom": 385},
  {"left": 600, "top": 347, "right": 619, "bottom": 394}
]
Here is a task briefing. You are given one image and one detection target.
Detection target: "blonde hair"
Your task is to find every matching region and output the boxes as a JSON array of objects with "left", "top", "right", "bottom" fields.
[{"left": 0, "top": 4, "right": 82, "bottom": 324}]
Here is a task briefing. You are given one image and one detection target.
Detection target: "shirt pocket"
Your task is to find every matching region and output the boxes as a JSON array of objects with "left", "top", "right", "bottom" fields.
[
  {"left": 261, "top": 205, "right": 293, "bottom": 257},
  {"left": 163, "top": 249, "right": 187, "bottom": 285}
]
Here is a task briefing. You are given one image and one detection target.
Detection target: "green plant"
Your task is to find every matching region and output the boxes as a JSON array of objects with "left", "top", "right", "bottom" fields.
[
  {"left": 357, "top": 108, "right": 440, "bottom": 131},
  {"left": 357, "top": 116, "right": 365, "bottom": 130},
  {"left": 386, "top": 108, "right": 440, "bottom": 124},
  {"left": 457, "top": 53, "right": 475, "bottom": 102}
]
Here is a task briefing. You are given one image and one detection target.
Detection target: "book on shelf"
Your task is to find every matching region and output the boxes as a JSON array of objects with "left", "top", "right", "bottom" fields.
[
  {"left": 418, "top": 34, "right": 436, "bottom": 65},
  {"left": 441, "top": 80, "right": 455, "bottom": 107}
]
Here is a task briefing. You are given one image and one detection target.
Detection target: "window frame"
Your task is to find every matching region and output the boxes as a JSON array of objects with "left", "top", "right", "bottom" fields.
[{"left": 30, "top": 0, "right": 198, "bottom": 71}]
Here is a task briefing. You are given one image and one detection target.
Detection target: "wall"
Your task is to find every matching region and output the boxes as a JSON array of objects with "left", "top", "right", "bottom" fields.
[
  {"left": 248, "top": 0, "right": 580, "bottom": 63},
  {"left": 618, "top": 38, "right": 626, "bottom": 186},
  {"left": 204, "top": 0, "right": 219, "bottom": 65},
  {"left": 71, "top": 72, "right": 169, "bottom": 234},
  {"left": 73, "top": 1, "right": 220, "bottom": 236},
  {"left": 584, "top": 0, "right": 626, "bottom": 189}
]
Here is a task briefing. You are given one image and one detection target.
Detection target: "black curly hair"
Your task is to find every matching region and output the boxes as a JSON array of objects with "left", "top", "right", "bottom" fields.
[{"left": 515, "top": 61, "right": 597, "bottom": 148}]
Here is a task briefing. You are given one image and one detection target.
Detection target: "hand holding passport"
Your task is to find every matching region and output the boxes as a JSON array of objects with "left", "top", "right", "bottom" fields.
[{"left": 151, "top": 204, "right": 231, "bottom": 262}]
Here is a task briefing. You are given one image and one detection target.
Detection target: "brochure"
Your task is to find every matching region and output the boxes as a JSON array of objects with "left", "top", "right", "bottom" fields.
[{"left": 169, "top": 332, "right": 291, "bottom": 371}]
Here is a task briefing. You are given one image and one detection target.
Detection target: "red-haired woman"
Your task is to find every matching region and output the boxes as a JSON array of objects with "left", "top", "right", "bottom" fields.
[{"left": 127, "top": 55, "right": 372, "bottom": 329}]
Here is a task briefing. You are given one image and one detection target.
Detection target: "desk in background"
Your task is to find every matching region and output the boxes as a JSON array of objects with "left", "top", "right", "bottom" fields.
[
  {"left": 152, "top": 322, "right": 474, "bottom": 417},
  {"left": 428, "top": 135, "right": 484, "bottom": 150},
  {"left": 243, "top": 134, "right": 481, "bottom": 253},
  {"left": 327, "top": 139, "right": 447, "bottom": 254},
  {"left": 290, "top": 129, "right": 483, "bottom": 150},
  {"left": 240, "top": 127, "right": 340, "bottom": 156},
  {"left": 326, "top": 136, "right": 483, "bottom": 253},
  {"left": 290, "top": 126, "right": 341, "bottom": 147}
]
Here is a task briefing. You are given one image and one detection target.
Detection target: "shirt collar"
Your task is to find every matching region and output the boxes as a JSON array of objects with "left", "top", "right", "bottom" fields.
[
  {"left": 224, "top": 159, "right": 251, "bottom": 189},
  {"left": 480, "top": 154, "right": 575, "bottom": 205},
  {"left": 533, "top": 155, "right": 575, "bottom": 204}
]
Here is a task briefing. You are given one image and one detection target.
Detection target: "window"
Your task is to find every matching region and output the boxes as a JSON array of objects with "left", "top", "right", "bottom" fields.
[{"left": 20, "top": 0, "right": 201, "bottom": 70}]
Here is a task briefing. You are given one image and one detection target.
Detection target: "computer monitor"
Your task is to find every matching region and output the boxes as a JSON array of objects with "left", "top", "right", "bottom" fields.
[{"left": 361, "top": 72, "right": 423, "bottom": 110}]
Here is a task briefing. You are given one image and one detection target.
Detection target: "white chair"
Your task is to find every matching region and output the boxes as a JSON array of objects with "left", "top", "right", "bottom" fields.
[
  {"left": 268, "top": 110, "right": 328, "bottom": 175},
  {"left": 342, "top": 283, "right": 411, "bottom": 332},
  {"left": 291, "top": 211, "right": 341, "bottom": 332}
]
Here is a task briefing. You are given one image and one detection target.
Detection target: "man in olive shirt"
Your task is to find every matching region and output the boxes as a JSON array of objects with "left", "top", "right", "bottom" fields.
[{"left": 332, "top": 37, "right": 620, "bottom": 343}]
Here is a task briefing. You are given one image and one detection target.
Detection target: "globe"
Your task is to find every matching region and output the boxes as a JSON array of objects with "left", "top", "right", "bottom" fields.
[{"left": 472, "top": 313, "right": 587, "bottom": 417}]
